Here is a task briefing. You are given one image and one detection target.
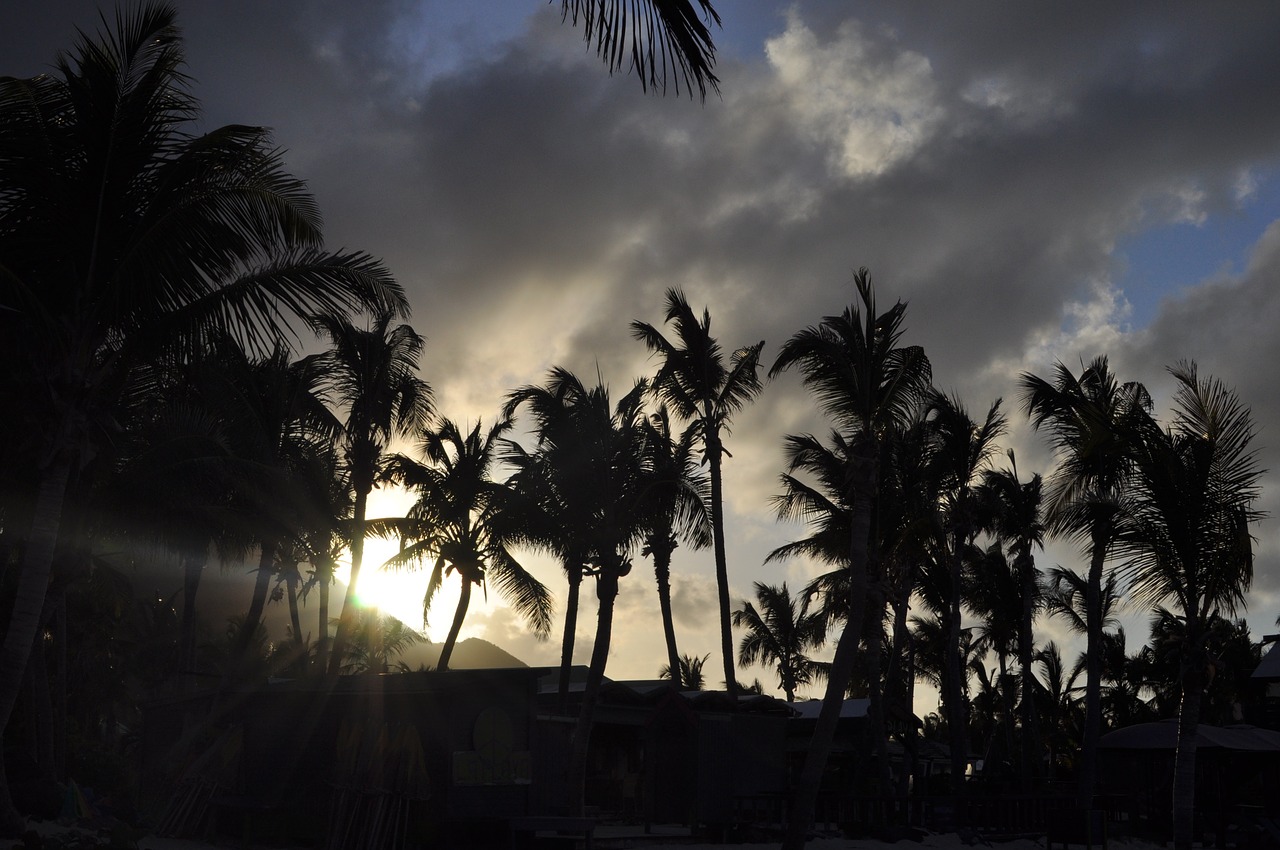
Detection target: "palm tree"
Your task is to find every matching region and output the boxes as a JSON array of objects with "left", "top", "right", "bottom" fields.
[
  {"left": 1043, "top": 565, "right": 1122, "bottom": 640},
  {"left": 767, "top": 430, "right": 901, "bottom": 791},
  {"left": 732, "top": 582, "right": 825, "bottom": 702},
  {"left": 659, "top": 652, "right": 710, "bottom": 690},
  {"left": 1114, "top": 363, "right": 1262, "bottom": 850},
  {"left": 923, "top": 391, "right": 1007, "bottom": 788},
  {"left": 560, "top": 0, "right": 721, "bottom": 98},
  {"left": 1020, "top": 356, "right": 1150, "bottom": 807},
  {"left": 638, "top": 407, "right": 712, "bottom": 684},
  {"left": 288, "top": 441, "right": 352, "bottom": 674},
  {"left": 94, "top": 376, "right": 244, "bottom": 684},
  {"left": 503, "top": 369, "right": 613, "bottom": 705},
  {"left": 313, "top": 312, "right": 433, "bottom": 676},
  {"left": 336, "top": 608, "right": 425, "bottom": 674},
  {"left": 966, "top": 544, "right": 1023, "bottom": 776},
  {"left": 768, "top": 269, "right": 931, "bottom": 850},
  {"left": 632, "top": 289, "right": 764, "bottom": 697},
  {"left": 0, "top": 6, "right": 403, "bottom": 821},
  {"left": 380, "top": 418, "right": 552, "bottom": 671},
  {"left": 1033, "top": 641, "right": 1085, "bottom": 780},
  {"left": 195, "top": 343, "right": 340, "bottom": 668},
  {"left": 977, "top": 453, "right": 1046, "bottom": 784},
  {"left": 506, "top": 367, "right": 650, "bottom": 814}
]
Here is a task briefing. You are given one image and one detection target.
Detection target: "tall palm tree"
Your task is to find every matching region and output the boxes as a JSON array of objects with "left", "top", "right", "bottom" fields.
[
  {"left": 380, "top": 418, "right": 552, "bottom": 672},
  {"left": 504, "top": 368, "right": 613, "bottom": 705},
  {"left": 732, "top": 582, "right": 825, "bottom": 702},
  {"left": 1033, "top": 641, "right": 1086, "bottom": 781},
  {"left": 632, "top": 289, "right": 764, "bottom": 697},
  {"left": 288, "top": 441, "right": 352, "bottom": 674},
  {"left": 0, "top": 5, "right": 403, "bottom": 826},
  {"left": 194, "top": 342, "right": 341, "bottom": 667},
  {"left": 313, "top": 312, "right": 433, "bottom": 676},
  {"left": 506, "top": 367, "right": 650, "bottom": 814},
  {"left": 1114, "top": 363, "right": 1262, "bottom": 850},
  {"left": 638, "top": 406, "right": 712, "bottom": 683},
  {"left": 966, "top": 544, "right": 1023, "bottom": 775},
  {"left": 1020, "top": 356, "right": 1150, "bottom": 807},
  {"left": 560, "top": 0, "right": 721, "bottom": 98},
  {"left": 924, "top": 391, "right": 1007, "bottom": 788},
  {"left": 977, "top": 453, "right": 1046, "bottom": 784},
  {"left": 769, "top": 269, "right": 931, "bottom": 850},
  {"left": 768, "top": 429, "right": 901, "bottom": 792}
]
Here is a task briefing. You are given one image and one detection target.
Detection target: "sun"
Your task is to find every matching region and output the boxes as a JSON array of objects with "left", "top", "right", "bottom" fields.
[{"left": 333, "top": 486, "right": 461, "bottom": 642}]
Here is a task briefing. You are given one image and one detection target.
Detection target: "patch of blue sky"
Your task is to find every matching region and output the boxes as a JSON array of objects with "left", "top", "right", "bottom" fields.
[
  {"left": 1116, "top": 169, "right": 1280, "bottom": 329},
  {"left": 389, "top": 1, "right": 538, "bottom": 86}
]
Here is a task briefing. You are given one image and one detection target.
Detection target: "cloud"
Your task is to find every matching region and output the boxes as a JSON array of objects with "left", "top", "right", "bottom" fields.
[
  {"left": 10, "top": 1, "right": 1280, "bottom": 708},
  {"left": 765, "top": 14, "right": 943, "bottom": 179}
]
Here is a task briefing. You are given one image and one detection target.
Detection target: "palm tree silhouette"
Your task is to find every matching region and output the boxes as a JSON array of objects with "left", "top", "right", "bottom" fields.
[
  {"left": 659, "top": 652, "right": 711, "bottom": 690},
  {"left": 380, "top": 417, "right": 552, "bottom": 672},
  {"left": 312, "top": 311, "right": 433, "bottom": 676},
  {"left": 977, "top": 453, "right": 1046, "bottom": 784},
  {"left": 0, "top": 5, "right": 404, "bottom": 824},
  {"left": 632, "top": 288, "right": 764, "bottom": 697},
  {"left": 559, "top": 0, "right": 721, "bottom": 98},
  {"left": 504, "top": 368, "right": 616, "bottom": 705},
  {"left": 732, "top": 582, "right": 825, "bottom": 702},
  {"left": 769, "top": 269, "right": 931, "bottom": 850},
  {"left": 638, "top": 406, "right": 712, "bottom": 683},
  {"left": 1115, "top": 363, "right": 1262, "bottom": 850},
  {"left": 509, "top": 368, "right": 648, "bottom": 815},
  {"left": 1020, "top": 356, "right": 1149, "bottom": 807},
  {"left": 197, "top": 342, "right": 341, "bottom": 668},
  {"left": 923, "top": 391, "right": 1007, "bottom": 788}
]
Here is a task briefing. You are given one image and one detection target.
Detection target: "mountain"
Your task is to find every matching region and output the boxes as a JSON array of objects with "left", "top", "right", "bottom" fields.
[
  {"left": 119, "top": 556, "right": 528, "bottom": 670},
  {"left": 399, "top": 637, "right": 528, "bottom": 671}
]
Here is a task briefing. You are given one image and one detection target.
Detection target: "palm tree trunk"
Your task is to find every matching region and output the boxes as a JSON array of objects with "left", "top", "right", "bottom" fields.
[
  {"left": 178, "top": 548, "right": 208, "bottom": 685},
  {"left": 328, "top": 485, "right": 370, "bottom": 675},
  {"left": 558, "top": 562, "right": 583, "bottom": 710},
  {"left": 903, "top": 636, "right": 919, "bottom": 805},
  {"left": 1172, "top": 625, "right": 1206, "bottom": 850},
  {"left": 26, "top": 608, "right": 55, "bottom": 783},
  {"left": 437, "top": 579, "right": 472, "bottom": 672},
  {"left": 316, "top": 556, "right": 333, "bottom": 674},
  {"left": 567, "top": 568, "right": 619, "bottom": 816},
  {"left": 1078, "top": 538, "right": 1106, "bottom": 809},
  {"left": 782, "top": 451, "right": 875, "bottom": 850},
  {"left": 0, "top": 451, "right": 73, "bottom": 835},
  {"left": 707, "top": 436, "right": 738, "bottom": 697},
  {"left": 284, "top": 569, "right": 305, "bottom": 674},
  {"left": 886, "top": 572, "right": 915, "bottom": 803},
  {"left": 652, "top": 539, "right": 682, "bottom": 684},
  {"left": 286, "top": 569, "right": 303, "bottom": 641},
  {"left": 52, "top": 591, "right": 67, "bottom": 779},
  {"left": 944, "top": 542, "right": 969, "bottom": 792},
  {"left": 1017, "top": 552, "right": 1042, "bottom": 786},
  {"left": 863, "top": 590, "right": 893, "bottom": 796},
  {"left": 999, "top": 654, "right": 1016, "bottom": 774},
  {"left": 234, "top": 542, "right": 277, "bottom": 664}
]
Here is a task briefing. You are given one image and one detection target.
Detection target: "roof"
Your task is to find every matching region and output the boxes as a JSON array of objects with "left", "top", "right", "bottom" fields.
[
  {"left": 789, "top": 698, "right": 870, "bottom": 721},
  {"left": 535, "top": 668, "right": 792, "bottom": 714},
  {"left": 1252, "top": 640, "right": 1280, "bottom": 679},
  {"left": 1099, "top": 720, "right": 1280, "bottom": 752}
]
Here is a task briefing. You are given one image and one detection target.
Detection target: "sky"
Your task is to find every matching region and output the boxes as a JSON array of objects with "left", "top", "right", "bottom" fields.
[{"left": 6, "top": 1, "right": 1280, "bottom": 706}]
